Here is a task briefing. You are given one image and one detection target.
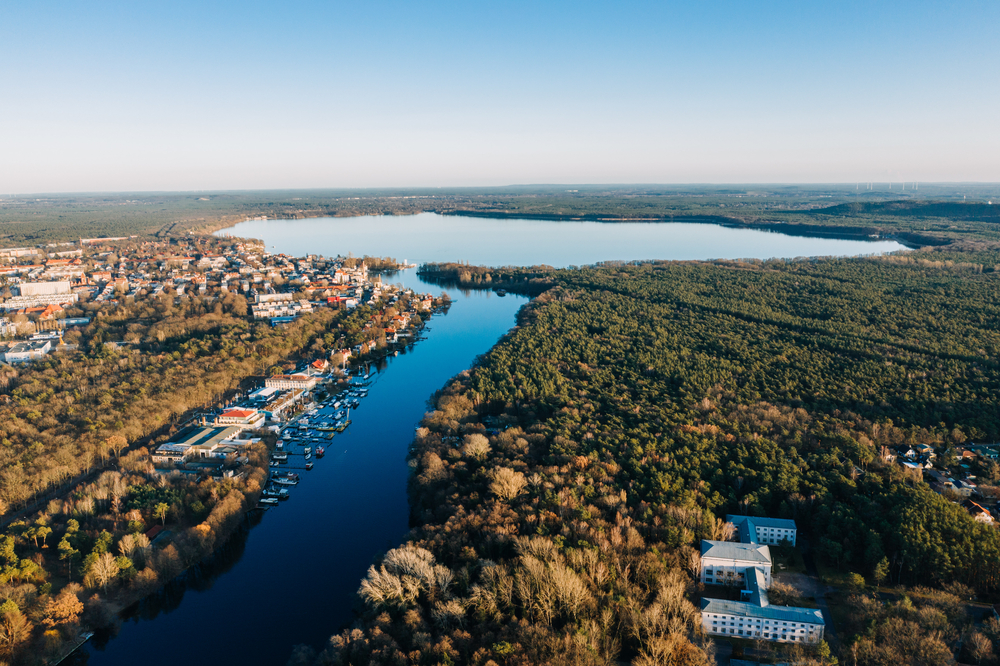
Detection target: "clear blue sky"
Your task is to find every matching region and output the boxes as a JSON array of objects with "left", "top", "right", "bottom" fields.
[{"left": 2, "top": 1, "right": 998, "bottom": 192}]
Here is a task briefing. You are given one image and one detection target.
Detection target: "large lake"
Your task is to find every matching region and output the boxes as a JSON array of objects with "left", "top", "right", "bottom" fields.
[
  {"left": 80, "top": 215, "right": 905, "bottom": 665},
  {"left": 215, "top": 212, "right": 906, "bottom": 266}
]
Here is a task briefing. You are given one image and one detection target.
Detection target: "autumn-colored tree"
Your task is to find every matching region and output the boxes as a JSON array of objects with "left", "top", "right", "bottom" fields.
[
  {"left": 0, "top": 602, "right": 32, "bottom": 657},
  {"left": 106, "top": 434, "right": 128, "bottom": 459},
  {"left": 42, "top": 585, "right": 84, "bottom": 628}
]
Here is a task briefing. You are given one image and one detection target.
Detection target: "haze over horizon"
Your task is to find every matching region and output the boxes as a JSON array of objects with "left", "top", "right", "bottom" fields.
[{"left": 3, "top": 0, "right": 998, "bottom": 193}]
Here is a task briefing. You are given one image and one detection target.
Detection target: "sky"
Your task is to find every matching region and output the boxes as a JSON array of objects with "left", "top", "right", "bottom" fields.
[{"left": 1, "top": 0, "right": 998, "bottom": 192}]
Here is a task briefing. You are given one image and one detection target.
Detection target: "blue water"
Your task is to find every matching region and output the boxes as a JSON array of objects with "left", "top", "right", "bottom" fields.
[
  {"left": 81, "top": 216, "right": 904, "bottom": 664},
  {"left": 215, "top": 212, "right": 906, "bottom": 266}
]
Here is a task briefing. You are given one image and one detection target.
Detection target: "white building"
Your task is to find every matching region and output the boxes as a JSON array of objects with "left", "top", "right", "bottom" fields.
[
  {"left": 0, "top": 339, "right": 52, "bottom": 363},
  {"left": 264, "top": 373, "right": 318, "bottom": 390},
  {"left": 726, "top": 515, "right": 797, "bottom": 546},
  {"left": 1, "top": 292, "right": 79, "bottom": 310},
  {"left": 214, "top": 407, "right": 265, "bottom": 429},
  {"left": 18, "top": 281, "right": 71, "bottom": 297},
  {"left": 151, "top": 425, "right": 251, "bottom": 465},
  {"left": 700, "top": 516, "right": 823, "bottom": 644},
  {"left": 701, "top": 570, "right": 825, "bottom": 644}
]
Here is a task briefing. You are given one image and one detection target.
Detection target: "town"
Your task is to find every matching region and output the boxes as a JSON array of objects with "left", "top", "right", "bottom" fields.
[{"left": 0, "top": 235, "right": 433, "bottom": 362}]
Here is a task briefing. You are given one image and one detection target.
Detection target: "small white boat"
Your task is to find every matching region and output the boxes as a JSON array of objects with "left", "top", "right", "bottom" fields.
[
  {"left": 273, "top": 477, "right": 297, "bottom": 486},
  {"left": 304, "top": 453, "right": 312, "bottom": 460},
  {"left": 271, "top": 451, "right": 288, "bottom": 461},
  {"left": 303, "top": 446, "right": 312, "bottom": 454},
  {"left": 260, "top": 498, "right": 279, "bottom": 506}
]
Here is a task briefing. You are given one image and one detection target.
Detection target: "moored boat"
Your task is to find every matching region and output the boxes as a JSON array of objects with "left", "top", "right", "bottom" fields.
[
  {"left": 316, "top": 446, "right": 325, "bottom": 457},
  {"left": 305, "top": 462, "right": 314, "bottom": 470}
]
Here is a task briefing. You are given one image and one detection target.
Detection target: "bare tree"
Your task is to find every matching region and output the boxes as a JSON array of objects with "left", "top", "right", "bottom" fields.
[
  {"left": 490, "top": 467, "right": 527, "bottom": 502},
  {"left": 90, "top": 552, "right": 120, "bottom": 594},
  {"left": 968, "top": 631, "right": 992, "bottom": 665},
  {"left": 462, "top": 434, "right": 491, "bottom": 460}
]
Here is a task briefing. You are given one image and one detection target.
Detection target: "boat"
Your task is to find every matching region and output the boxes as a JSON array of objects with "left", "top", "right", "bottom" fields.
[
  {"left": 259, "top": 497, "right": 279, "bottom": 506},
  {"left": 305, "top": 462, "right": 314, "bottom": 470},
  {"left": 316, "top": 446, "right": 325, "bottom": 457},
  {"left": 273, "top": 477, "right": 298, "bottom": 486},
  {"left": 275, "top": 472, "right": 299, "bottom": 480},
  {"left": 496, "top": 288, "right": 507, "bottom": 296},
  {"left": 304, "top": 453, "right": 312, "bottom": 460},
  {"left": 271, "top": 451, "right": 288, "bottom": 461},
  {"left": 303, "top": 446, "right": 312, "bottom": 454}
]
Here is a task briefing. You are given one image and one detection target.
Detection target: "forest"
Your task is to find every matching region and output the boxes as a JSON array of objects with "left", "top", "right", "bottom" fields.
[{"left": 296, "top": 250, "right": 1000, "bottom": 666}]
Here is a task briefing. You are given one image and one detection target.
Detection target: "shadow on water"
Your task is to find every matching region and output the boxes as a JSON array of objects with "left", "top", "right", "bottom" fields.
[{"left": 69, "top": 511, "right": 262, "bottom": 662}]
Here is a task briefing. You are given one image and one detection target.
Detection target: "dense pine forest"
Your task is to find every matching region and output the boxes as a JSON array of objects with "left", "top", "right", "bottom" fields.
[{"left": 301, "top": 250, "right": 1000, "bottom": 666}]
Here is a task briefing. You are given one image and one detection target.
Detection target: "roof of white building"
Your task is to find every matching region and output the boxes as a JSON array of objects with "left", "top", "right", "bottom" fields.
[
  {"left": 727, "top": 515, "right": 797, "bottom": 530},
  {"left": 701, "top": 597, "right": 825, "bottom": 624},
  {"left": 701, "top": 539, "right": 771, "bottom": 564},
  {"left": 726, "top": 515, "right": 797, "bottom": 544}
]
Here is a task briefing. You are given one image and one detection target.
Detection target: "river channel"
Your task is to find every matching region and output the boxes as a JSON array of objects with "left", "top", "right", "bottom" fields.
[{"left": 79, "top": 215, "right": 905, "bottom": 665}]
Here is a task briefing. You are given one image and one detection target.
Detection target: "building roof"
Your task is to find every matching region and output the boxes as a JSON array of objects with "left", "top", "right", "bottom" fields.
[
  {"left": 727, "top": 515, "right": 797, "bottom": 530},
  {"left": 164, "top": 425, "right": 244, "bottom": 450},
  {"left": 701, "top": 597, "right": 824, "bottom": 624},
  {"left": 745, "top": 567, "right": 768, "bottom": 607},
  {"left": 220, "top": 408, "right": 256, "bottom": 418},
  {"left": 701, "top": 539, "right": 771, "bottom": 564},
  {"left": 726, "top": 515, "right": 797, "bottom": 544}
]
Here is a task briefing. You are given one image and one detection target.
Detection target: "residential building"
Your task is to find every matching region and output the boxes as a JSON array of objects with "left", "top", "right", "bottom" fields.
[{"left": 18, "top": 281, "right": 71, "bottom": 297}]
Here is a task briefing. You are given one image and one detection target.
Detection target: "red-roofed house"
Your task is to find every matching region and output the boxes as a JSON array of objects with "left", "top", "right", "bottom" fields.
[{"left": 214, "top": 407, "right": 265, "bottom": 428}]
